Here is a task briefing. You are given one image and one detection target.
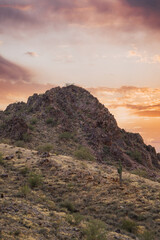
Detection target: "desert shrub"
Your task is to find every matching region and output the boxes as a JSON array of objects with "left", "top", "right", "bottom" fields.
[
  {"left": 37, "top": 144, "right": 53, "bottom": 153},
  {"left": 19, "top": 166, "right": 30, "bottom": 176},
  {"left": 132, "top": 169, "right": 148, "bottom": 179},
  {"left": 14, "top": 230, "right": 21, "bottom": 236},
  {"left": 0, "top": 123, "right": 6, "bottom": 130},
  {"left": 74, "top": 146, "right": 95, "bottom": 161},
  {"left": 27, "top": 107, "right": 33, "bottom": 113},
  {"left": 121, "top": 218, "right": 138, "bottom": 234},
  {"left": 46, "top": 105, "right": 54, "bottom": 113},
  {"left": 30, "top": 118, "right": 37, "bottom": 125},
  {"left": 66, "top": 214, "right": 74, "bottom": 225},
  {"left": 103, "top": 146, "right": 110, "bottom": 154},
  {"left": 59, "top": 132, "right": 74, "bottom": 140},
  {"left": 28, "top": 124, "right": 34, "bottom": 131},
  {"left": 22, "top": 133, "right": 32, "bottom": 142},
  {"left": 73, "top": 213, "right": 85, "bottom": 225},
  {"left": 4, "top": 110, "right": 10, "bottom": 115},
  {"left": 0, "top": 138, "right": 11, "bottom": 145},
  {"left": 83, "top": 219, "right": 107, "bottom": 240},
  {"left": 19, "top": 185, "right": 31, "bottom": 198},
  {"left": 15, "top": 140, "right": 25, "bottom": 148},
  {"left": 60, "top": 200, "right": 76, "bottom": 213},
  {"left": 140, "top": 230, "right": 155, "bottom": 240},
  {"left": 46, "top": 118, "right": 57, "bottom": 127},
  {"left": 0, "top": 153, "right": 4, "bottom": 165},
  {"left": 65, "top": 213, "right": 84, "bottom": 226},
  {"left": 39, "top": 228, "right": 48, "bottom": 237},
  {"left": 28, "top": 172, "right": 43, "bottom": 189},
  {"left": 127, "top": 150, "right": 142, "bottom": 163}
]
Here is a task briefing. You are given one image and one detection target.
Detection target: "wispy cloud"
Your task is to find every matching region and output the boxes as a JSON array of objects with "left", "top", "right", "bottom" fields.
[
  {"left": 25, "top": 52, "right": 39, "bottom": 57},
  {"left": 127, "top": 46, "right": 160, "bottom": 64},
  {"left": 53, "top": 54, "right": 74, "bottom": 63},
  {"left": 1, "top": 0, "right": 160, "bottom": 39},
  {"left": 0, "top": 55, "right": 31, "bottom": 83},
  {"left": 88, "top": 86, "right": 160, "bottom": 117},
  {"left": 0, "top": 3, "right": 31, "bottom": 11},
  {"left": 0, "top": 54, "right": 55, "bottom": 109}
]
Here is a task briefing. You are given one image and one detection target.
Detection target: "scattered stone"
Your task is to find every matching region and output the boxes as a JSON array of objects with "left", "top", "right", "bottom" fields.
[
  {"left": 0, "top": 174, "right": 8, "bottom": 178},
  {"left": 5, "top": 155, "right": 14, "bottom": 160}
]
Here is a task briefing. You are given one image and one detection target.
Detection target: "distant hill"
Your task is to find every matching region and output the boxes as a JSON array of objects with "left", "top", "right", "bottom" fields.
[{"left": 0, "top": 85, "right": 159, "bottom": 171}]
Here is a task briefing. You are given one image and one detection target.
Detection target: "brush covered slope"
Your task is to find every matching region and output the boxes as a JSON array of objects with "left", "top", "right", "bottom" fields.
[
  {"left": 0, "top": 85, "right": 159, "bottom": 172},
  {"left": 0, "top": 144, "right": 160, "bottom": 240}
]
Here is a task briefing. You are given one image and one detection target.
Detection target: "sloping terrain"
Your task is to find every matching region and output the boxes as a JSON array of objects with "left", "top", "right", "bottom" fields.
[
  {"left": 0, "top": 143, "right": 160, "bottom": 240},
  {"left": 0, "top": 85, "right": 159, "bottom": 171}
]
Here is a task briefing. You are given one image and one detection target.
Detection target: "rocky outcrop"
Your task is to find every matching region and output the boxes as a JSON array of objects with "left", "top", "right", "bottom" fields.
[
  {"left": 0, "top": 85, "right": 159, "bottom": 169},
  {"left": 1, "top": 117, "right": 28, "bottom": 141}
]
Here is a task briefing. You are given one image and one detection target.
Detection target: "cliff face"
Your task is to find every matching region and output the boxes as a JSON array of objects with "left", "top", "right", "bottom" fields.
[{"left": 0, "top": 85, "right": 159, "bottom": 169}]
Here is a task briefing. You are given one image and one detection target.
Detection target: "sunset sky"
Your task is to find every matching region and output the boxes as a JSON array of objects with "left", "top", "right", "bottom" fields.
[{"left": 0, "top": 0, "right": 160, "bottom": 152}]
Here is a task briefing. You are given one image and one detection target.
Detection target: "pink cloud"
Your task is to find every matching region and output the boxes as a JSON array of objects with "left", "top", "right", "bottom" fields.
[
  {"left": 0, "top": 55, "right": 31, "bottom": 83},
  {"left": 1, "top": 0, "right": 160, "bottom": 38}
]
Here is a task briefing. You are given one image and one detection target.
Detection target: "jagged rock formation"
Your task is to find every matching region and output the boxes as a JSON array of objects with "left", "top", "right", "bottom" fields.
[{"left": 0, "top": 85, "right": 159, "bottom": 170}]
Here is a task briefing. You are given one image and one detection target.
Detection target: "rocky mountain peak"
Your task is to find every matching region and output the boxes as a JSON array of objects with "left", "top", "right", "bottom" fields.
[{"left": 0, "top": 85, "right": 159, "bottom": 171}]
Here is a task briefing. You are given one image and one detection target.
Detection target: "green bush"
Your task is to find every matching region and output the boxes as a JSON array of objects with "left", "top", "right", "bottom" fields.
[
  {"left": 0, "top": 138, "right": 11, "bottom": 145},
  {"left": 46, "top": 106, "right": 53, "bottom": 113},
  {"left": 121, "top": 218, "right": 138, "bottom": 234},
  {"left": 19, "top": 166, "right": 30, "bottom": 176},
  {"left": 14, "top": 230, "right": 21, "bottom": 236},
  {"left": 28, "top": 124, "right": 34, "bottom": 131},
  {"left": 73, "top": 213, "right": 85, "bottom": 225},
  {"left": 15, "top": 140, "right": 25, "bottom": 148},
  {"left": 30, "top": 118, "right": 37, "bottom": 125},
  {"left": 37, "top": 144, "right": 53, "bottom": 153},
  {"left": 0, "top": 123, "right": 6, "bottom": 130},
  {"left": 132, "top": 169, "right": 148, "bottom": 179},
  {"left": 127, "top": 150, "right": 142, "bottom": 163},
  {"left": 0, "top": 152, "right": 4, "bottom": 165},
  {"left": 46, "top": 118, "right": 57, "bottom": 127},
  {"left": 103, "top": 146, "right": 110, "bottom": 154},
  {"left": 28, "top": 172, "right": 43, "bottom": 189},
  {"left": 83, "top": 219, "right": 107, "bottom": 240},
  {"left": 60, "top": 200, "right": 76, "bottom": 213},
  {"left": 22, "top": 133, "right": 32, "bottom": 142},
  {"left": 65, "top": 213, "right": 85, "bottom": 226},
  {"left": 74, "top": 146, "right": 95, "bottom": 161},
  {"left": 19, "top": 185, "right": 31, "bottom": 198},
  {"left": 59, "top": 132, "right": 74, "bottom": 140},
  {"left": 65, "top": 214, "right": 74, "bottom": 225},
  {"left": 140, "top": 230, "right": 155, "bottom": 240}
]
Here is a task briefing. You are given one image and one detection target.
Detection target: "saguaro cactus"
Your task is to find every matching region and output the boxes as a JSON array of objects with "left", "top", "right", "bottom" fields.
[{"left": 117, "top": 161, "right": 123, "bottom": 186}]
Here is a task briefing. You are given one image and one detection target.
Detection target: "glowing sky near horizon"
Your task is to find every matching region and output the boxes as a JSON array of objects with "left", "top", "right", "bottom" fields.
[{"left": 0, "top": 0, "right": 160, "bottom": 152}]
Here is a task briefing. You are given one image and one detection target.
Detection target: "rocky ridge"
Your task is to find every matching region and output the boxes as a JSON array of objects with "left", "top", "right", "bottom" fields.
[{"left": 0, "top": 85, "right": 159, "bottom": 172}]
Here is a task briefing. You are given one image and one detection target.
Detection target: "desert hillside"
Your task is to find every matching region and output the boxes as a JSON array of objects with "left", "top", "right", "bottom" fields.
[
  {"left": 0, "top": 143, "right": 160, "bottom": 240},
  {"left": 0, "top": 85, "right": 159, "bottom": 172}
]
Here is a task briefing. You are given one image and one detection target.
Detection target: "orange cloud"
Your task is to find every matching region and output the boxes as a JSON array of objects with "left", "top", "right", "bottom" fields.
[
  {"left": 0, "top": 81, "right": 55, "bottom": 110},
  {"left": 88, "top": 86, "right": 160, "bottom": 118},
  {"left": 88, "top": 85, "right": 160, "bottom": 152},
  {"left": 135, "top": 111, "right": 160, "bottom": 117}
]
